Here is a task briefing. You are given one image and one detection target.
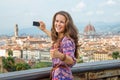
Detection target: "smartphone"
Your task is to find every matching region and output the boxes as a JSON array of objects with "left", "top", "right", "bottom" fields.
[{"left": 33, "top": 21, "right": 40, "bottom": 26}]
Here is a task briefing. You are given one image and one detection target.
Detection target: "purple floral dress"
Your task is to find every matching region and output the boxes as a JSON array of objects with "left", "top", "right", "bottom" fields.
[{"left": 51, "top": 36, "right": 76, "bottom": 80}]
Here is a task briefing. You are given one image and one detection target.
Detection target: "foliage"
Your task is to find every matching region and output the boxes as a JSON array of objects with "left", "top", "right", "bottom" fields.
[
  {"left": 112, "top": 51, "right": 120, "bottom": 59},
  {"left": 8, "top": 49, "right": 13, "bottom": 56},
  {"left": 2, "top": 57, "right": 31, "bottom": 72},
  {"left": 0, "top": 71, "right": 2, "bottom": 74},
  {"left": 2, "top": 49, "right": 31, "bottom": 72},
  {"left": 33, "top": 62, "right": 52, "bottom": 68},
  {"left": 2, "top": 56, "right": 16, "bottom": 72},
  {"left": 15, "top": 63, "right": 31, "bottom": 71},
  {"left": 77, "top": 56, "right": 83, "bottom": 63}
]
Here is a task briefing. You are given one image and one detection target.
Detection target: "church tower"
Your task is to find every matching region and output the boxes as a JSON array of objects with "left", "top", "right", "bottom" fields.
[{"left": 14, "top": 24, "right": 19, "bottom": 38}]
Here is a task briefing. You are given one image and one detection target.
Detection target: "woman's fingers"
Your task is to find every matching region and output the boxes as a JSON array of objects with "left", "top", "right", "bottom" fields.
[
  {"left": 50, "top": 49, "right": 59, "bottom": 58},
  {"left": 39, "top": 21, "right": 46, "bottom": 31}
]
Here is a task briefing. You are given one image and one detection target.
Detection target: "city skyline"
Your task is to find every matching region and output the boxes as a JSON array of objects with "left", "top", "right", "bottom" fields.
[{"left": 0, "top": 0, "right": 120, "bottom": 35}]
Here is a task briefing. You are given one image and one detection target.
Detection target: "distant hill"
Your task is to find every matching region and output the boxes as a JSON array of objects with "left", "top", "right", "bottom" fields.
[
  {"left": 3, "top": 22, "right": 120, "bottom": 36},
  {"left": 19, "top": 27, "right": 44, "bottom": 35},
  {"left": 93, "top": 22, "right": 120, "bottom": 33}
]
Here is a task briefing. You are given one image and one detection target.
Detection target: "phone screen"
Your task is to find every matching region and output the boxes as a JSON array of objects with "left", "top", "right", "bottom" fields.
[{"left": 33, "top": 21, "right": 40, "bottom": 26}]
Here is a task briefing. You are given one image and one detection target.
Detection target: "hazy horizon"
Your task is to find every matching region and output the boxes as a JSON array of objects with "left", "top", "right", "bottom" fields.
[{"left": 0, "top": 0, "right": 120, "bottom": 35}]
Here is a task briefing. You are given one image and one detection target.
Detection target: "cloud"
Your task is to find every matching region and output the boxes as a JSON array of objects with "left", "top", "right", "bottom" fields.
[
  {"left": 106, "top": 0, "right": 116, "bottom": 5},
  {"left": 71, "top": 1, "right": 86, "bottom": 12},
  {"left": 86, "top": 11, "right": 94, "bottom": 16},
  {"left": 96, "top": 10, "right": 104, "bottom": 15},
  {"left": 85, "top": 10, "right": 104, "bottom": 17},
  {"left": 100, "top": 0, "right": 116, "bottom": 6}
]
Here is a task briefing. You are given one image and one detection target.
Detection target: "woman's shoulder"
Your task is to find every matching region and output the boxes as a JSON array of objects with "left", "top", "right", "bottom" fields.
[
  {"left": 61, "top": 36, "right": 75, "bottom": 49},
  {"left": 62, "top": 36, "right": 74, "bottom": 42},
  {"left": 62, "top": 36, "right": 75, "bottom": 45}
]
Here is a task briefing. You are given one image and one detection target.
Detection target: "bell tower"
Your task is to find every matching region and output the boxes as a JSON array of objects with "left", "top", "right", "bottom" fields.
[{"left": 14, "top": 24, "right": 19, "bottom": 38}]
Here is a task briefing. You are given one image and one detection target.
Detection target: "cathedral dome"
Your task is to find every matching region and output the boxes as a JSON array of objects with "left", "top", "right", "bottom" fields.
[{"left": 84, "top": 24, "right": 95, "bottom": 33}]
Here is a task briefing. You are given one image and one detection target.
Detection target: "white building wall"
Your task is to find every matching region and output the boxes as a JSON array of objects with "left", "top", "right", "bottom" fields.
[
  {"left": 13, "top": 50, "right": 21, "bottom": 58},
  {"left": 0, "top": 49, "right": 6, "bottom": 57}
]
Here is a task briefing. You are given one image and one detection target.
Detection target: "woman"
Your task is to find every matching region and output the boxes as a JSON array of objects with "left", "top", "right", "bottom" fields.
[{"left": 38, "top": 11, "right": 79, "bottom": 80}]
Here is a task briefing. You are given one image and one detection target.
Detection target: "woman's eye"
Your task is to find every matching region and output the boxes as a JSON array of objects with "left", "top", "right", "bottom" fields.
[{"left": 55, "top": 20, "right": 58, "bottom": 22}]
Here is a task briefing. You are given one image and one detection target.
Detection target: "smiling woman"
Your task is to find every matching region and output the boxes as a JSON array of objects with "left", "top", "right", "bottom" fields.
[{"left": 37, "top": 11, "right": 79, "bottom": 80}]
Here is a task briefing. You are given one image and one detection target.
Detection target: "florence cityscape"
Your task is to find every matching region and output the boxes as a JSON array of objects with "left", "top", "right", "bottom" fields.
[{"left": 0, "top": 0, "right": 120, "bottom": 80}]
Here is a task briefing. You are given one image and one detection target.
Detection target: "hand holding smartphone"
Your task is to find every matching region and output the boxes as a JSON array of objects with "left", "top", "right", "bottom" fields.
[{"left": 33, "top": 21, "right": 40, "bottom": 26}]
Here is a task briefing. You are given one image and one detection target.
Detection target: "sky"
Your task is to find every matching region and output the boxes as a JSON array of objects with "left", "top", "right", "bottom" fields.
[{"left": 0, "top": 0, "right": 120, "bottom": 35}]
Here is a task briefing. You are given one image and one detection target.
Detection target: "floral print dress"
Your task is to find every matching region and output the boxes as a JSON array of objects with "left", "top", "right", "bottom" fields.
[{"left": 51, "top": 36, "right": 76, "bottom": 80}]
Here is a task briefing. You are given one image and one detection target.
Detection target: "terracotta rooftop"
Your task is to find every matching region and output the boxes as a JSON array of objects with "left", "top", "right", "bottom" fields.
[{"left": 84, "top": 24, "right": 95, "bottom": 33}]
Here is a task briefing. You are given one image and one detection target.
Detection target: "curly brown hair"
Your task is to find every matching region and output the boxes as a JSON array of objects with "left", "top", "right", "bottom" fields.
[{"left": 51, "top": 11, "right": 79, "bottom": 58}]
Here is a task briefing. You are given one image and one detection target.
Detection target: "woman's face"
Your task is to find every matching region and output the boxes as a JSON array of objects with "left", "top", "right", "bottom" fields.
[{"left": 54, "top": 14, "right": 66, "bottom": 33}]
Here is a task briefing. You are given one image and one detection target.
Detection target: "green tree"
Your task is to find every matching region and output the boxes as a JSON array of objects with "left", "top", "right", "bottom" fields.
[
  {"left": 2, "top": 49, "right": 15, "bottom": 72},
  {"left": 77, "top": 56, "right": 83, "bottom": 63},
  {"left": 112, "top": 51, "right": 120, "bottom": 59},
  {"left": 15, "top": 63, "right": 31, "bottom": 71},
  {"left": 8, "top": 49, "right": 13, "bottom": 56},
  {"left": 2, "top": 49, "right": 31, "bottom": 72}
]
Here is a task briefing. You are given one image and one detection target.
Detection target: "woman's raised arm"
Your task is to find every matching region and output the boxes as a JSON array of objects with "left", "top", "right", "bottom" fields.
[{"left": 38, "top": 21, "right": 51, "bottom": 37}]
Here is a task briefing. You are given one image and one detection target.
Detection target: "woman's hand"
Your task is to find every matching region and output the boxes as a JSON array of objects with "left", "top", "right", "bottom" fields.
[
  {"left": 50, "top": 49, "right": 74, "bottom": 65},
  {"left": 50, "top": 49, "right": 61, "bottom": 58},
  {"left": 38, "top": 21, "right": 51, "bottom": 37},
  {"left": 38, "top": 21, "right": 46, "bottom": 31}
]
